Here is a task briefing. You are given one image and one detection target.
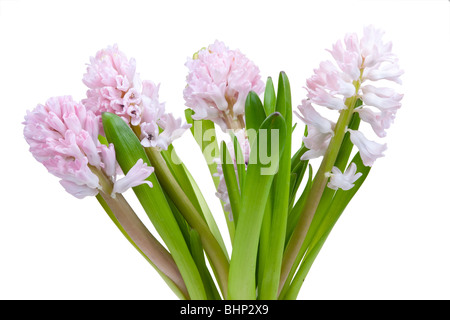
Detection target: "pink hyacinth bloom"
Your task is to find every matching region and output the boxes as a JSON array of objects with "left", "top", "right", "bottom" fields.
[
  {"left": 83, "top": 44, "right": 139, "bottom": 120},
  {"left": 83, "top": 44, "right": 189, "bottom": 150},
  {"left": 327, "top": 162, "right": 363, "bottom": 191},
  {"left": 183, "top": 40, "right": 264, "bottom": 131},
  {"left": 296, "top": 26, "right": 403, "bottom": 167},
  {"left": 23, "top": 96, "right": 154, "bottom": 199}
]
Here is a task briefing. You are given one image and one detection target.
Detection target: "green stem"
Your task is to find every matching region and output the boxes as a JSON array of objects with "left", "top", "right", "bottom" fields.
[
  {"left": 95, "top": 194, "right": 187, "bottom": 299},
  {"left": 145, "top": 146, "right": 230, "bottom": 299},
  {"left": 97, "top": 192, "right": 189, "bottom": 299},
  {"left": 279, "top": 92, "right": 360, "bottom": 291}
]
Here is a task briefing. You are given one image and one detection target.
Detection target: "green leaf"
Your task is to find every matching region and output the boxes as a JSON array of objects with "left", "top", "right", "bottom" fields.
[
  {"left": 290, "top": 146, "right": 307, "bottom": 174},
  {"left": 102, "top": 112, "right": 207, "bottom": 300},
  {"left": 257, "top": 186, "right": 273, "bottom": 292},
  {"left": 220, "top": 140, "right": 241, "bottom": 225},
  {"left": 232, "top": 132, "right": 246, "bottom": 192},
  {"left": 258, "top": 71, "right": 292, "bottom": 299},
  {"left": 263, "top": 76, "right": 276, "bottom": 116},
  {"left": 189, "top": 229, "right": 222, "bottom": 300},
  {"left": 228, "top": 112, "right": 287, "bottom": 300},
  {"left": 161, "top": 145, "right": 203, "bottom": 215},
  {"left": 245, "top": 91, "right": 266, "bottom": 146},
  {"left": 143, "top": 145, "right": 230, "bottom": 298},
  {"left": 289, "top": 156, "right": 309, "bottom": 210},
  {"left": 275, "top": 71, "right": 291, "bottom": 117},
  {"left": 160, "top": 145, "right": 228, "bottom": 258}
]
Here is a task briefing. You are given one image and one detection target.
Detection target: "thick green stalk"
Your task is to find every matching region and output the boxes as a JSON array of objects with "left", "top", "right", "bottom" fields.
[
  {"left": 144, "top": 146, "right": 230, "bottom": 298},
  {"left": 95, "top": 194, "right": 187, "bottom": 300},
  {"left": 102, "top": 112, "right": 207, "bottom": 300},
  {"left": 99, "top": 192, "right": 189, "bottom": 298},
  {"left": 279, "top": 91, "right": 360, "bottom": 290}
]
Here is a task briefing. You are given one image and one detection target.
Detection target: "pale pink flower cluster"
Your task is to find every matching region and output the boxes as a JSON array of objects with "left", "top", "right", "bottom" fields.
[
  {"left": 296, "top": 26, "right": 403, "bottom": 190},
  {"left": 183, "top": 40, "right": 265, "bottom": 131},
  {"left": 23, "top": 96, "right": 153, "bottom": 199},
  {"left": 214, "top": 130, "right": 250, "bottom": 220},
  {"left": 83, "top": 44, "right": 190, "bottom": 150}
]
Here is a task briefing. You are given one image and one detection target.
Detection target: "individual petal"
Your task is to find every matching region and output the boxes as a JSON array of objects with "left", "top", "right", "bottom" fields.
[
  {"left": 307, "top": 61, "right": 356, "bottom": 98},
  {"left": 301, "top": 125, "right": 333, "bottom": 160},
  {"left": 327, "top": 37, "right": 361, "bottom": 81},
  {"left": 307, "top": 86, "right": 347, "bottom": 110},
  {"left": 295, "top": 99, "right": 335, "bottom": 134},
  {"left": 327, "top": 162, "right": 363, "bottom": 191},
  {"left": 364, "top": 62, "right": 404, "bottom": 84},
  {"left": 84, "top": 111, "right": 100, "bottom": 141},
  {"left": 347, "top": 129, "right": 387, "bottom": 166},
  {"left": 115, "top": 75, "right": 130, "bottom": 91},
  {"left": 99, "top": 143, "right": 117, "bottom": 178},
  {"left": 60, "top": 180, "right": 99, "bottom": 199},
  {"left": 45, "top": 111, "right": 67, "bottom": 135},
  {"left": 361, "top": 84, "right": 403, "bottom": 112},
  {"left": 360, "top": 25, "right": 397, "bottom": 69},
  {"left": 295, "top": 100, "right": 335, "bottom": 160},
  {"left": 76, "top": 130, "right": 101, "bottom": 167},
  {"left": 139, "top": 121, "right": 160, "bottom": 148},
  {"left": 44, "top": 156, "right": 100, "bottom": 190},
  {"left": 356, "top": 107, "right": 396, "bottom": 138},
  {"left": 155, "top": 113, "right": 191, "bottom": 150},
  {"left": 111, "top": 159, "right": 154, "bottom": 196}
]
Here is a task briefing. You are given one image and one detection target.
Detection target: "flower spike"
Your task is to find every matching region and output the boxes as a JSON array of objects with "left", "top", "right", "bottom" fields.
[
  {"left": 83, "top": 44, "right": 190, "bottom": 150},
  {"left": 23, "top": 96, "right": 153, "bottom": 199},
  {"left": 183, "top": 40, "right": 264, "bottom": 131},
  {"left": 295, "top": 25, "right": 403, "bottom": 167}
]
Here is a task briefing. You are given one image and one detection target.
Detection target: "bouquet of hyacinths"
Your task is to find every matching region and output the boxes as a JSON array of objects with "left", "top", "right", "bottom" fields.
[{"left": 23, "top": 26, "right": 402, "bottom": 300}]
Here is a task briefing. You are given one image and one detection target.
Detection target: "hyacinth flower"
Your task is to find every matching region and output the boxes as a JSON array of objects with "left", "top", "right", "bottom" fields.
[
  {"left": 83, "top": 44, "right": 191, "bottom": 150},
  {"left": 22, "top": 96, "right": 198, "bottom": 298},
  {"left": 184, "top": 40, "right": 265, "bottom": 132},
  {"left": 23, "top": 25, "right": 403, "bottom": 301},
  {"left": 183, "top": 41, "right": 266, "bottom": 236},
  {"left": 83, "top": 44, "right": 230, "bottom": 298},
  {"left": 23, "top": 96, "right": 154, "bottom": 198},
  {"left": 278, "top": 25, "right": 403, "bottom": 299}
]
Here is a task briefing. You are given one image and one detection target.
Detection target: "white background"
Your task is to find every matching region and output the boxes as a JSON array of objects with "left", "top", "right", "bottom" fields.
[{"left": 0, "top": 0, "right": 449, "bottom": 300}]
